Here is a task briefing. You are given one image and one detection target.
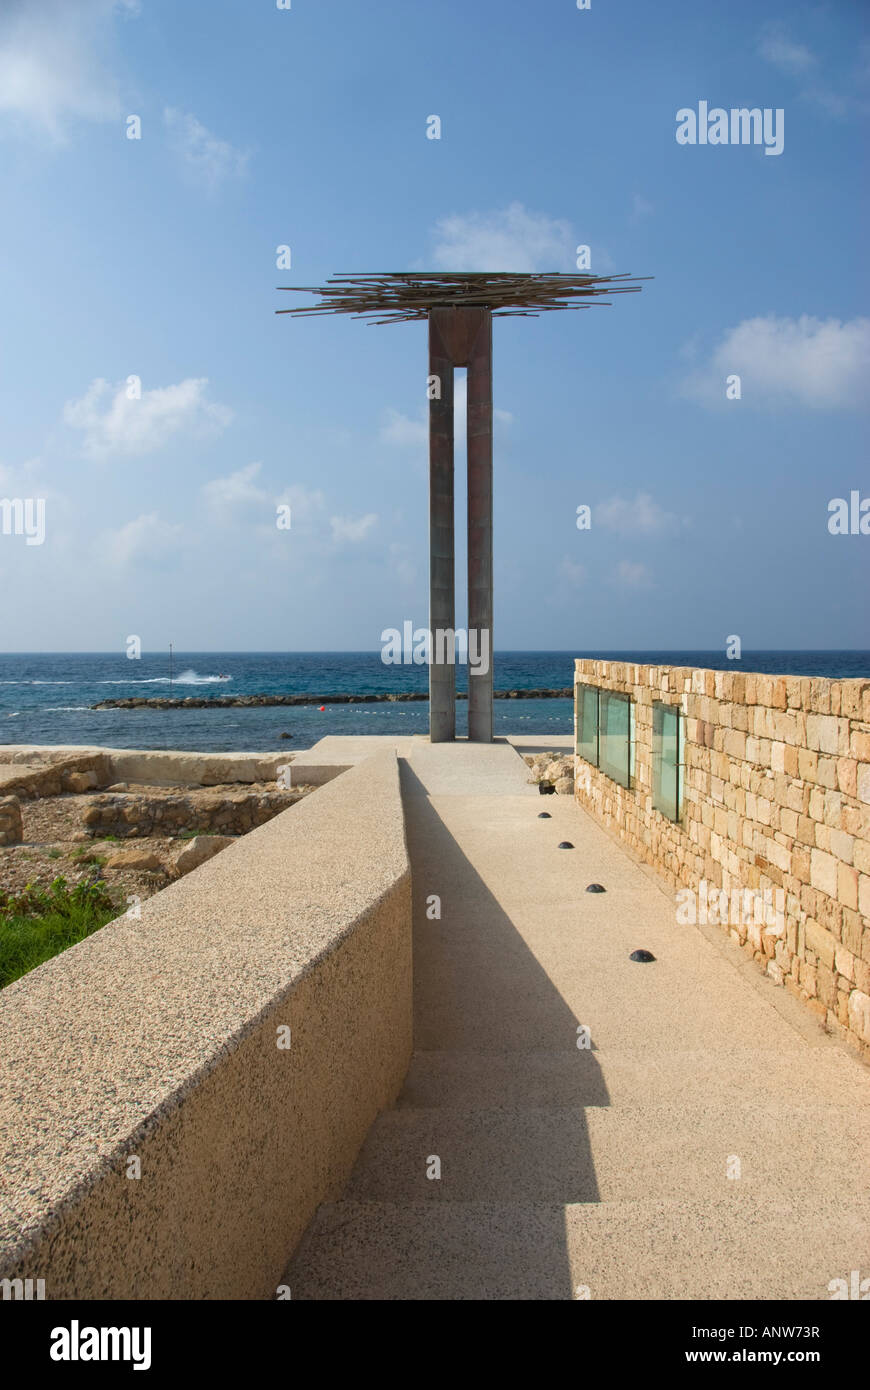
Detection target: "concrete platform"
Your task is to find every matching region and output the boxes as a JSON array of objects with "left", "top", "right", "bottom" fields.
[
  {"left": 287, "top": 734, "right": 426, "bottom": 786},
  {"left": 505, "top": 734, "right": 574, "bottom": 755},
  {"left": 286, "top": 736, "right": 870, "bottom": 1300}
]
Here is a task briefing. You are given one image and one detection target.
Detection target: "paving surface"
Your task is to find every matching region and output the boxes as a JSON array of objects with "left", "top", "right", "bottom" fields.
[{"left": 287, "top": 738, "right": 870, "bottom": 1300}]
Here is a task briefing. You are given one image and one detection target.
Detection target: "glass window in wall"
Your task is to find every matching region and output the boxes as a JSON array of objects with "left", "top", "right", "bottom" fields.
[
  {"left": 576, "top": 684, "right": 599, "bottom": 765},
  {"left": 598, "top": 690, "right": 632, "bottom": 788},
  {"left": 652, "top": 702, "right": 683, "bottom": 821}
]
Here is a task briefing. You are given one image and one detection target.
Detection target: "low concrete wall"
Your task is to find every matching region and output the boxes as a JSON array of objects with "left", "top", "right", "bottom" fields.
[
  {"left": 574, "top": 660, "right": 870, "bottom": 1061},
  {"left": 0, "top": 749, "right": 412, "bottom": 1298}
]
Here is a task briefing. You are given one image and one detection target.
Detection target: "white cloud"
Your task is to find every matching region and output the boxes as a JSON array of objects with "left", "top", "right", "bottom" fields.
[
  {"left": 202, "top": 462, "right": 268, "bottom": 511},
  {"left": 389, "top": 542, "right": 417, "bottom": 586},
  {"left": 381, "top": 379, "right": 512, "bottom": 450},
  {"left": 757, "top": 23, "right": 816, "bottom": 75},
  {"left": 330, "top": 513, "right": 378, "bottom": 544},
  {"left": 596, "top": 492, "right": 679, "bottom": 535},
  {"left": 0, "top": 0, "right": 136, "bottom": 143},
  {"left": 612, "top": 560, "right": 652, "bottom": 589},
  {"left": 275, "top": 484, "right": 326, "bottom": 525},
  {"left": 163, "top": 107, "right": 249, "bottom": 192},
  {"left": 801, "top": 85, "right": 849, "bottom": 118},
  {"left": 630, "top": 193, "right": 654, "bottom": 222},
  {"left": 756, "top": 22, "right": 859, "bottom": 118},
  {"left": 681, "top": 315, "right": 870, "bottom": 410},
  {"left": 427, "top": 202, "right": 576, "bottom": 273},
  {"left": 104, "top": 511, "right": 182, "bottom": 568},
  {"left": 560, "top": 557, "right": 586, "bottom": 587},
  {"left": 381, "top": 409, "right": 427, "bottom": 447},
  {"left": 0, "top": 457, "right": 72, "bottom": 555},
  {"left": 64, "top": 377, "right": 233, "bottom": 459}
]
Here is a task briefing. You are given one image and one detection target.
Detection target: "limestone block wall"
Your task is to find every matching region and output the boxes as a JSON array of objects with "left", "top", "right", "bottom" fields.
[
  {"left": 574, "top": 660, "right": 870, "bottom": 1061},
  {"left": 0, "top": 752, "right": 113, "bottom": 800},
  {"left": 0, "top": 795, "right": 22, "bottom": 847},
  {"left": 0, "top": 745, "right": 290, "bottom": 789},
  {"left": 0, "top": 749, "right": 412, "bottom": 1298},
  {"left": 82, "top": 788, "right": 303, "bottom": 838}
]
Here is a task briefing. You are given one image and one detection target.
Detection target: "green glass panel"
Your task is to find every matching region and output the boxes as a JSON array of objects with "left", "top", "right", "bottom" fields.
[
  {"left": 576, "top": 685, "right": 599, "bottom": 765},
  {"left": 599, "top": 690, "right": 631, "bottom": 788},
  {"left": 653, "top": 702, "right": 681, "bottom": 821}
]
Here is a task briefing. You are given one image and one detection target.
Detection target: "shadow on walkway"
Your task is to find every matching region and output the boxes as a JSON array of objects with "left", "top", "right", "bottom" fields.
[{"left": 345, "top": 761, "right": 614, "bottom": 1296}]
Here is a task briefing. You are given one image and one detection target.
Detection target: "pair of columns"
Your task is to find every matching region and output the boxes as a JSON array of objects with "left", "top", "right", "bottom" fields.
[{"left": 428, "top": 306, "right": 494, "bottom": 743}]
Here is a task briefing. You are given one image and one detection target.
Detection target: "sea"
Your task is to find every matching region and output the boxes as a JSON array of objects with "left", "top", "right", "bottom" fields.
[{"left": 0, "top": 652, "right": 867, "bottom": 754}]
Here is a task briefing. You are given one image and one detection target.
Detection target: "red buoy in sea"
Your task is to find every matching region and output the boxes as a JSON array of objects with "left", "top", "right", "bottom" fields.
[{"left": 319, "top": 705, "right": 325, "bottom": 711}]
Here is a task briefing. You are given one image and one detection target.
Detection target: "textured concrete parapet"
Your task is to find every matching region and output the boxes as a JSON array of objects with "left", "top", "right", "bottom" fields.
[
  {"left": 0, "top": 749, "right": 412, "bottom": 1299},
  {"left": 574, "top": 660, "right": 870, "bottom": 1062}
]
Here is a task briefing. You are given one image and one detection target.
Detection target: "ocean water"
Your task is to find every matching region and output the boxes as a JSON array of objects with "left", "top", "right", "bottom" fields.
[{"left": 0, "top": 651, "right": 867, "bottom": 753}]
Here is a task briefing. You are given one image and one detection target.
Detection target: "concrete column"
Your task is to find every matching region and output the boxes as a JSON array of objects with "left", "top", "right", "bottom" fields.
[
  {"left": 467, "top": 311, "right": 493, "bottom": 742},
  {"left": 428, "top": 314, "right": 455, "bottom": 742}
]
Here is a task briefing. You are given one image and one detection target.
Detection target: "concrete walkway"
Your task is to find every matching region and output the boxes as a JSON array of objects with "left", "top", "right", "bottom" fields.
[{"left": 287, "top": 739, "right": 870, "bottom": 1300}]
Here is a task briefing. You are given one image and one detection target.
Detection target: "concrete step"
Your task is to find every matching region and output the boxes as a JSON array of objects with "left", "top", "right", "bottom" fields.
[
  {"left": 398, "top": 1047, "right": 870, "bottom": 1111},
  {"left": 286, "top": 1196, "right": 870, "bottom": 1300},
  {"left": 343, "top": 1103, "right": 869, "bottom": 1204}
]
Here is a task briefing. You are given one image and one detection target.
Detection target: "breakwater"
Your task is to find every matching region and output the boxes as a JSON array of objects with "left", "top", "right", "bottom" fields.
[{"left": 91, "top": 689, "right": 575, "bottom": 710}]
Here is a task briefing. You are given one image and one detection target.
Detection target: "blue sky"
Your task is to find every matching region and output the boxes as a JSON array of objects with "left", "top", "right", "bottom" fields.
[{"left": 0, "top": 0, "right": 868, "bottom": 653}]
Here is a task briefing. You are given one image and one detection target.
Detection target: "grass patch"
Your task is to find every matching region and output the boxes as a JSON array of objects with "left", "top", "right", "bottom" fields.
[
  {"left": 69, "top": 846, "right": 107, "bottom": 866},
  {"left": 0, "top": 877, "right": 119, "bottom": 990}
]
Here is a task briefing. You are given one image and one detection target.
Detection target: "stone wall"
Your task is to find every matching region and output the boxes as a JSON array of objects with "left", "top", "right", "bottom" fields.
[
  {"left": 574, "top": 660, "right": 870, "bottom": 1062},
  {"left": 0, "top": 796, "right": 22, "bottom": 847},
  {"left": 0, "top": 749, "right": 412, "bottom": 1298},
  {"left": 0, "top": 753, "right": 113, "bottom": 800},
  {"left": 0, "top": 745, "right": 291, "bottom": 789},
  {"left": 82, "top": 788, "right": 304, "bottom": 838}
]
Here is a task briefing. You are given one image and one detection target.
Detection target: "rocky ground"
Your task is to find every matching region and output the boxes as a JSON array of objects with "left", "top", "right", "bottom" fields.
[
  {"left": 0, "top": 781, "right": 313, "bottom": 911},
  {"left": 523, "top": 751, "right": 575, "bottom": 794}
]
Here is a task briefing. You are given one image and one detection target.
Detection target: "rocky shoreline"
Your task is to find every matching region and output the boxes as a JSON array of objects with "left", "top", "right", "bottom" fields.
[{"left": 91, "top": 688, "right": 574, "bottom": 710}]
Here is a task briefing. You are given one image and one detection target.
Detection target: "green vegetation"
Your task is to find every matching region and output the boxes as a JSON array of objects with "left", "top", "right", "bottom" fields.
[
  {"left": 69, "top": 845, "right": 107, "bottom": 866},
  {"left": 0, "top": 876, "right": 119, "bottom": 989}
]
